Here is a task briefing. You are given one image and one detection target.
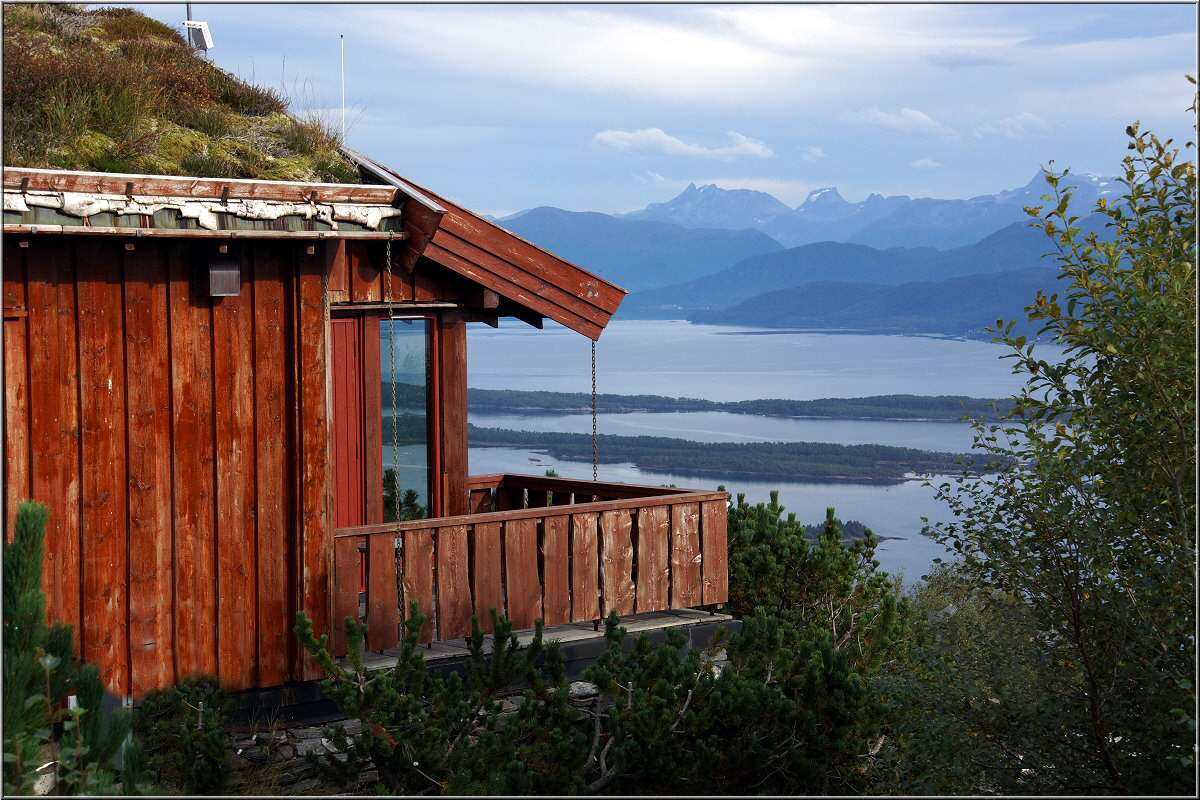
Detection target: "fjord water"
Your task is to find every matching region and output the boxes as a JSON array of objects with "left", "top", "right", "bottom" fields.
[
  {"left": 466, "top": 320, "right": 1059, "bottom": 586},
  {"left": 467, "top": 319, "right": 1049, "bottom": 401}
]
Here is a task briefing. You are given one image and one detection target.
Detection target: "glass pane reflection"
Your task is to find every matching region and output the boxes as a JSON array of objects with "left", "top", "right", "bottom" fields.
[{"left": 381, "top": 318, "right": 430, "bottom": 521}]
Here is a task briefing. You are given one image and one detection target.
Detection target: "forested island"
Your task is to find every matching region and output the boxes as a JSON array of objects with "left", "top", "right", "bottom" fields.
[
  {"left": 466, "top": 424, "right": 994, "bottom": 483},
  {"left": 464, "top": 388, "right": 1012, "bottom": 420}
]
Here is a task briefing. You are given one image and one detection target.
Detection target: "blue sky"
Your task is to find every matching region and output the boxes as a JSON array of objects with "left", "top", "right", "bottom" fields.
[{"left": 118, "top": 2, "right": 1196, "bottom": 217}]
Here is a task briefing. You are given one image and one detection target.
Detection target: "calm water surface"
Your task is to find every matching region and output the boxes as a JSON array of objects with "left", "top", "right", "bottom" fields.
[
  {"left": 468, "top": 319, "right": 1060, "bottom": 402},
  {"left": 464, "top": 320, "right": 1050, "bottom": 587},
  {"left": 470, "top": 410, "right": 979, "bottom": 452}
]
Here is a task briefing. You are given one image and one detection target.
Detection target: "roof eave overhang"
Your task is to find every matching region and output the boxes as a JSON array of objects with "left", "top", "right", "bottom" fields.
[{"left": 343, "top": 154, "right": 627, "bottom": 341}]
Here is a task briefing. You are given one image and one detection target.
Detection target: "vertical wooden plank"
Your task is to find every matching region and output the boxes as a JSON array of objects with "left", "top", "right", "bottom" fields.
[
  {"left": 412, "top": 267, "right": 443, "bottom": 303},
  {"left": 570, "top": 512, "right": 599, "bottom": 622},
  {"left": 469, "top": 488, "right": 493, "bottom": 514},
  {"left": 27, "top": 239, "right": 82, "bottom": 649},
  {"left": 402, "top": 528, "right": 435, "bottom": 642},
  {"left": 383, "top": 241, "right": 408, "bottom": 302},
  {"left": 2, "top": 244, "right": 26, "bottom": 308},
  {"left": 438, "top": 312, "right": 468, "bottom": 517},
  {"left": 600, "top": 509, "right": 634, "bottom": 617},
  {"left": 503, "top": 517, "right": 541, "bottom": 629},
  {"left": 436, "top": 524, "right": 472, "bottom": 639},
  {"left": 701, "top": 500, "right": 728, "bottom": 605},
  {"left": 526, "top": 489, "right": 549, "bottom": 508},
  {"left": 471, "top": 521, "right": 502, "bottom": 632},
  {"left": 348, "top": 242, "right": 382, "bottom": 303},
  {"left": 331, "top": 537, "right": 360, "bottom": 656},
  {"left": 169, "top": 243, "right": 218, "bottom": 679},
  {"left": 212, "top": 261, "right": 257, "bottom": 690},
  {"left": 541, "top": 514, "right": 570, "bottom": 625},
  {"left": 297, "top": 246, "right": 332, "bottom": 675},
  {"left": 366, "top": 534, "right": 399, "bottom": 650},
  {"left": 124, "top": 243, "right": 174, "bottom": 697},
  {"left": 670, "top": 503, "right": 702, "bottom": 608},
  {"left": 495, "top": 487, "right": 524, "bottom": 511},
  {"left": 253, "top": 246, "right": 289, "bottom": 686},
  {"left": 330, "top": 318, "right": 363, "bottom": 528},
  {"left": 325, "top": 240, "right": 348, "bottom": 304},
  {"left": 4, "top": 243, "right": 31, "bottom": 538},
  {"left": 636, "top": 505, "right": 670, "bottom": 613},
  {"left": 76, "top": 241, "right": 128, "bottom": 696},
  {"left": 362, "top": 315, "right": 382, "bottom": 525}
]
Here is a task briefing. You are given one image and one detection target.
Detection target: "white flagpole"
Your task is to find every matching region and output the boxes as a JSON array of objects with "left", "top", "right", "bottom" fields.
[{"left": 340, "top": 34, "right": 346, "bottom": 140}]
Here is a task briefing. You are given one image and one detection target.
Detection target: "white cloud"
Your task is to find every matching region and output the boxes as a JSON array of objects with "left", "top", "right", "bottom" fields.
[
  {"left": 593, "top": 128, "right": 775, "bottom": 160},
  {"left": 800, "top": 145, "right": 826, "bottom": 161},
  {"left": 910, "top": 157, "right": 944, "bottom": 169},
  {"left": 351, "top": 7, "right": 794, "bottom": 104},
  {"left": 974, "top": 111, "right": 1051, "bottom": 139},
  {"left": 926, "top": 48, "right": 1006, "bottom": 69},
  {"left": 843, "top": 107, "right": 959, "bottom": 139}
]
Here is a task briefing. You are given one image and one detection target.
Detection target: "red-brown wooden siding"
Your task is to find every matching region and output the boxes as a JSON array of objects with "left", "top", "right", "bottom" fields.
[
  {"left": 2, "top": 179, "right": 636, "bottom": 694},
  {"left": 1, "top": 235, "right": 347, "bottom": 695}
]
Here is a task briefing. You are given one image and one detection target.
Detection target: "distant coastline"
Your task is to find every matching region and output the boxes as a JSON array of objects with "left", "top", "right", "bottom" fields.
[
  {"left": 466, "top": 424, "right": 999, "bottom": 484},
  {"left": 464, "top": 388, "right": 1012, "bottom": 422}
]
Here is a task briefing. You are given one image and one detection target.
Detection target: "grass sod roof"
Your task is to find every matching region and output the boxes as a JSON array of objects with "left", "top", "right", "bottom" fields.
[{"left": 2, "top": 3, "right": 362, "bottom": 183}]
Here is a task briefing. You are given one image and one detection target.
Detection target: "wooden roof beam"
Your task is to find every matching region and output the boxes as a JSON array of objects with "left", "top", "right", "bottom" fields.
[
  {"left": 499, "top": 300, "right": 544, "bottom": 331},
  {"left": 339, "top": 147, "right": 447, "bottom": 272},
  {"left": 362, "top": 161, "right": 625, "bottom": 339},
  {"left": 420, "top": 243, "right": 603, "bottom": 339},
  {"left": 1, "top": 225, "right": 410, "bottom": 240},
  {"left": 2, "top": 166, "right": 399, "bottom": 205}
]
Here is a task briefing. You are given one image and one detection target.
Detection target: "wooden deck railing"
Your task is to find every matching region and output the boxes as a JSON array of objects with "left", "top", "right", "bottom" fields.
[{"left": 329, "top": 474, "right": 729, "bottom": 655}]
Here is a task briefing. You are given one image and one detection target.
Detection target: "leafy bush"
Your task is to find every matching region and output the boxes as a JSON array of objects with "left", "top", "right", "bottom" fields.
[
  {"left": 902, "top": 83, "right": 1197, "bottom": 795},
  {"left": 131, "top": 675, "right": 232, "bottom": 795},
  {"left": 728, "top": 494, "right": 907, "bottom": 675},
  {"left": 2, "top": 501, "right": 148, "bottom": 796}
]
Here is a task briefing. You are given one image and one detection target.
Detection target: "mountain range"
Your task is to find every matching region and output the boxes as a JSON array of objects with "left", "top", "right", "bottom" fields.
[
  {"left": 689, "top": 266, "right": 1059, "bottom": 337},
  {"left": 492, "top": 171, "right": 1115, "bottom": 337},
  {"left": 621, "top": 214, "right": 1116, "bottom": 318},
  {"left": 618, "top": 172, "right": 1115, "bottom": 249},
  {"left": 497, "top": 207, "right": 782, "bottom": 291}
]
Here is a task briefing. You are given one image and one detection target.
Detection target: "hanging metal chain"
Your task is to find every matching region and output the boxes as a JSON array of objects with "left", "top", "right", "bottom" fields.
[
  {"left": 591, "top": 339, "right": 598, "bottom": 481},
  {"left": 386, "top": 237, "right": 400, "bottom": 524}
]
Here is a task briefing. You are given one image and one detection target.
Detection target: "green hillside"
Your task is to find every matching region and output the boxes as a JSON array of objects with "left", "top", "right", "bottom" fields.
[
  {"left": 622, "top": 216, "right": 1111, "bottom": 320},
  {"left": 690, "top": 266, "right": 1060, "bottom": 338},
  {"left": 2, "top": 4, "right": 359, "bottom": 182}
]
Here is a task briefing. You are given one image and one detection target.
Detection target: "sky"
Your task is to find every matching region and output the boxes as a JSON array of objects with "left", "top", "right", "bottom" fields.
[{"left": 115, "top": 1, "right": 1196, "bottom": 217}]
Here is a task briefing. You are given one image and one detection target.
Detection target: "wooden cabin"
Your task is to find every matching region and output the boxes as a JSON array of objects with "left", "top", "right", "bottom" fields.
[{"left": 1, "top": 154, "right": 729, "bottom": 699}]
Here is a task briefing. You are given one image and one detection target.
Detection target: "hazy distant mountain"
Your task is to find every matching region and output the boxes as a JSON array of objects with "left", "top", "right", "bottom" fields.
[
  {"left": 620, "top": 215, "right": 1081, "bottom": 318},
  {"left": 761, "top": 188, "right": 911, "bottom": 247},
  {"left": 497, "top": 206, "right": 784, "bottom": 291},
  {"left": 847, "top": 172, "right": 1115, "bottom": 250},
  {"left": 617, "top": 172, "right": 1116, "bottom": 249},
  {"left": 689, "top": 266, "right": 1060, "bottom": 338},
  {"left": 619, "top": 182, "right": 793, "bottom": 230}
]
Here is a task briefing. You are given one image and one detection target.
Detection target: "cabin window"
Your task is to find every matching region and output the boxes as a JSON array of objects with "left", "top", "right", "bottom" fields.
[
  {"left": 331, "top": 315, "right": 433, "bottom": 532},
  {"left": 380, "top": 318, "right": 431, "bottom": 521}
]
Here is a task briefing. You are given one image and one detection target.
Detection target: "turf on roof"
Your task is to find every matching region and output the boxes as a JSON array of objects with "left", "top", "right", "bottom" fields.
[{"left": 2, "top": 3, "right": 362, "bottom": 183}]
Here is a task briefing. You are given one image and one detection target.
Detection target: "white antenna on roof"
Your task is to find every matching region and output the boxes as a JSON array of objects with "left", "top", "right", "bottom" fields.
[
  {"left": 183, "top": 4, "right": 214, "bottom": 56},
  {"left": 340, "top": 34, "right": 346, "bottom": 140}
]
